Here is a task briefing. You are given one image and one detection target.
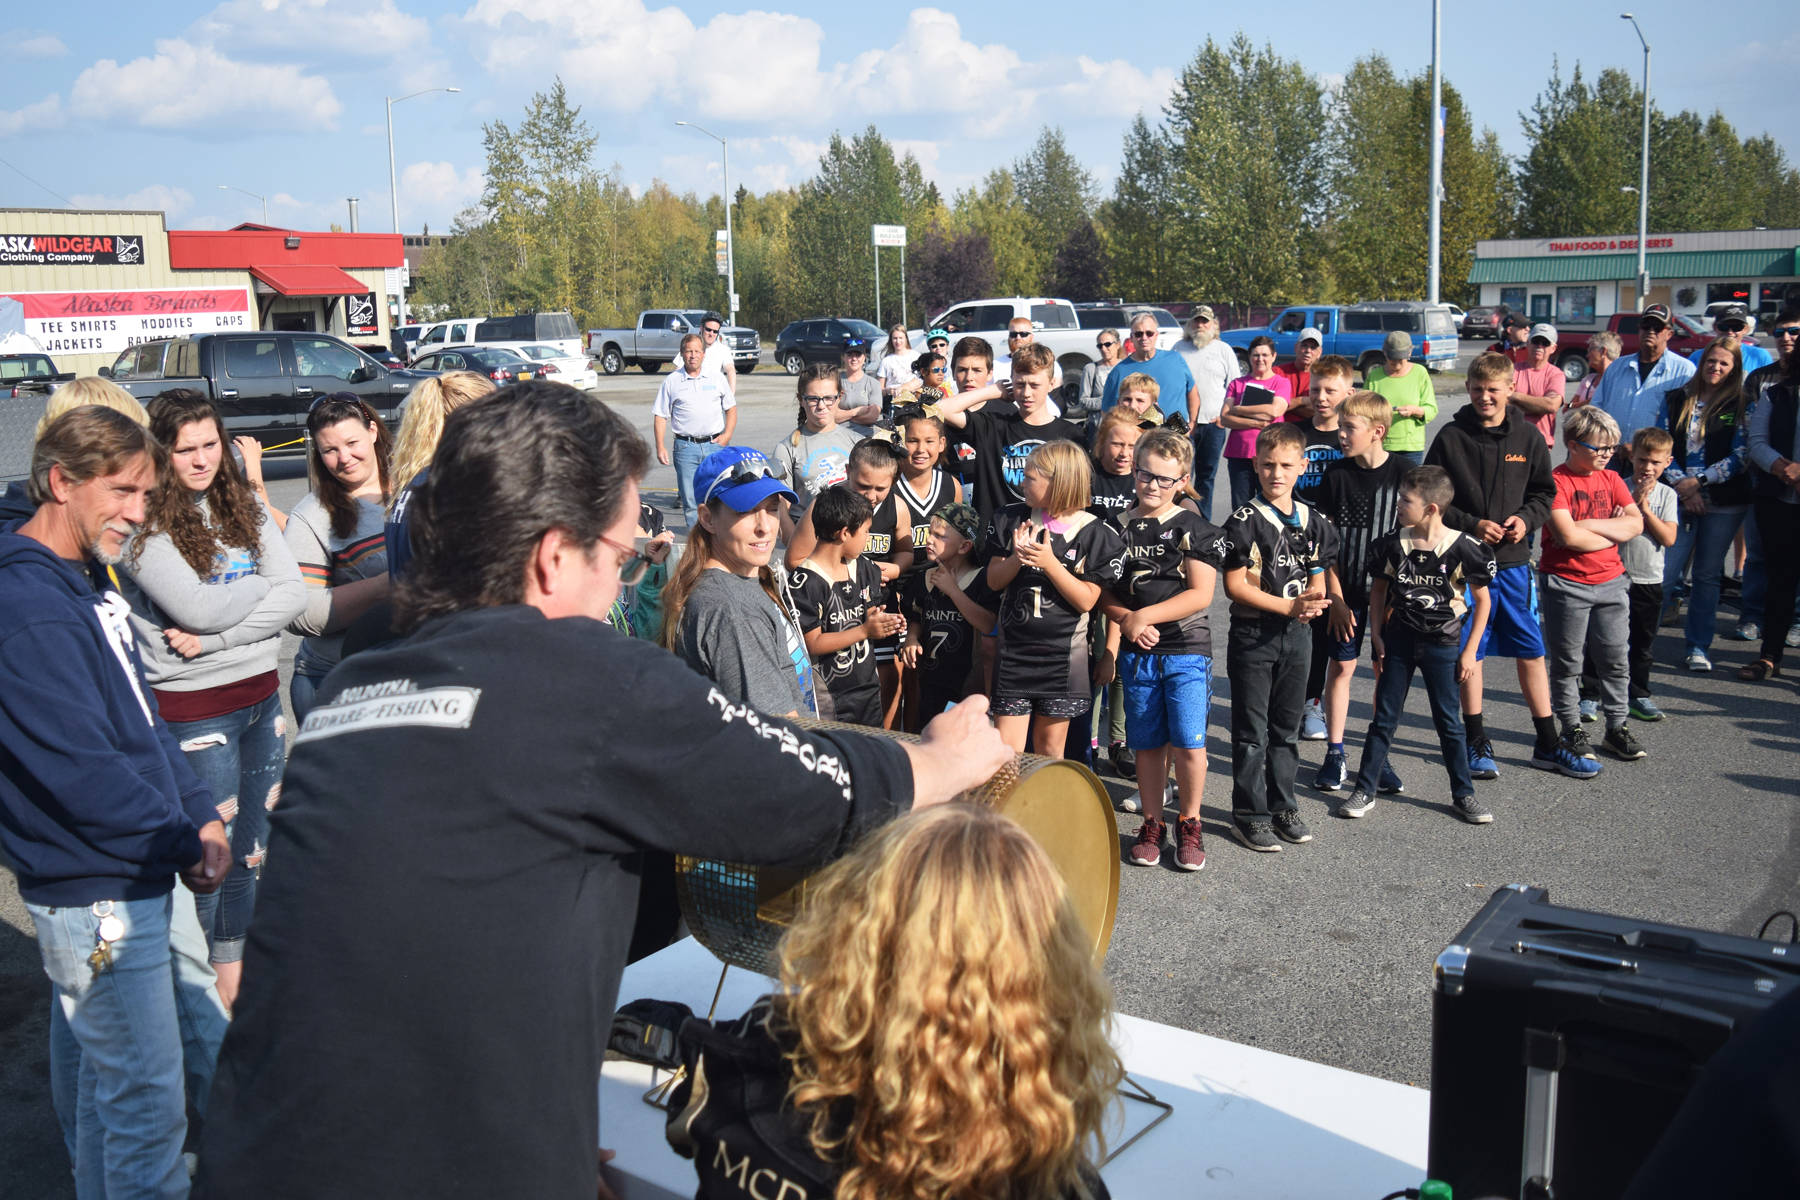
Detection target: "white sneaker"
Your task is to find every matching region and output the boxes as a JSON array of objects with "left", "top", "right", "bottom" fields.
[
  {"left": 1301, "top": 699, "right": 1328, "bottom": 741},
  {"left": 1117, "top": 789, "right": 1142, "bottom": 814},
  {"left": 1685, "top": 649, "right": 1712, "bottom": 672},
  {"left": 1787, "top": 624, "right": 1800, "bottom": 649}
]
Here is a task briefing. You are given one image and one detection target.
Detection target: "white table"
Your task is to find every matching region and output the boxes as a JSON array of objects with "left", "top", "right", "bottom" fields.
[{"left": 600, "top": 939, "right": 1429, "bottom": 1199}]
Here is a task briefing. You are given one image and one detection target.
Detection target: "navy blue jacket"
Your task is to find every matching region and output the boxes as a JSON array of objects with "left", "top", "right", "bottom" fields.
[{"left": 0, "top": 522, "right": 213, "bottom": 905}]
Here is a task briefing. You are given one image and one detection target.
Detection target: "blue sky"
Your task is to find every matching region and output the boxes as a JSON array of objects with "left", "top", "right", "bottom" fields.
[{"left": 3, "top": 2, "right": 1794, "bottom": 237}]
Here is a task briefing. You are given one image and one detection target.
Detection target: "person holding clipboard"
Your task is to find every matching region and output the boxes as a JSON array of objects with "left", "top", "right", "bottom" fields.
[{"left": 1219, "top": 336, "right": 1294, "bottom": 511}]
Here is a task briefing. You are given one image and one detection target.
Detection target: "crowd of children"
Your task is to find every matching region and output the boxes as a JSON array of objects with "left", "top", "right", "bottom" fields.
[{"left": 659, "top": 333, "right": 1761, "bottom": 874}]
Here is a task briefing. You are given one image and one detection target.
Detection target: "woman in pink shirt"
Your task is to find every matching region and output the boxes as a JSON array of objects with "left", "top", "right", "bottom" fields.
[{"left": 1219, "top": 337, "right": 1293, "bottom": 510}]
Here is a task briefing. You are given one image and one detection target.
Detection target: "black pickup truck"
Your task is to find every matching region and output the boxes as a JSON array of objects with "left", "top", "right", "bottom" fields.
[
  {"left": 2, "top": 351, "right": 75, "bottom": 399},
  {"left": 101, "top": 331, "right": 437, "bottom": 447}
]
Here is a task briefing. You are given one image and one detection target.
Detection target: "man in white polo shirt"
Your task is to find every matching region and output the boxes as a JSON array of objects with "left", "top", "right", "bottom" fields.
[
  {"left": 696, "top": 311, "right": 738, "bottom": 396},
  {"left": 653, "top": 333, "right": 737, "bottom": 526}
]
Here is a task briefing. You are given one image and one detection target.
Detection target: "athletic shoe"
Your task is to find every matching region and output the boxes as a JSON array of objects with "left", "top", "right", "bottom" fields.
[
  {"left": 1117, "top": 789, "right": 1142, "bottom": 814},
  {"left": 1685, "top": 649, "right": 1712, "bottom": 672},
  {"left": 1377, "top": 762, "right": 1406, "bottom": 795},
  {"left": 1578, "top": 698, "right": 1599, "bottom": 723},
  {"left": 1629, "top": 696, "right": 1665, "bottom": 722},
  {"left": 1467, "top": 738, "right": 1499, "bottom": 780},
  {"left": 1603, "top": 724, "right": 1647, "bottom": 761},
  {"left": 1452, "top": 794, "right": 1494, "bottom": 824},
  {"left": 1336, "top": 788, "right": 1376, "bottom": 819},
  {"left": 1272, "top": 811, "right": 1313, "bottom": 843},
  {"left": 1787, "top": 623, "right": 1800, "bottom": 649},
  {"left": 1730, "top": 621, "right": 1761, "bottom": 642},
  {"left": 1174, "top": 818, "right": 1206, "bottom": 872},
  {"left": 1314, "top": 747, "right": 1348, "bottom": 791},
  {"left": 1233, "top": 819, "right": 1281, "bottom": 852},
  {"left": 1301, "top": 699, "right": 1327, "bottom": 740},
  {"left": 1109, "top": 741, "right": 1137, "bottom": 781},
  {"left": 1530, "top": 729, "right": 1603, "bottom": 779},
  {"left": 1129, "top": 817, "right": 1166, "bottom": 867}
]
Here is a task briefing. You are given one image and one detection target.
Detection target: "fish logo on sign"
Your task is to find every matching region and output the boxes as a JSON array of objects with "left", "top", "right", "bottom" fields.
[{"left": 114, "top": 237, "right": 143, "bottom": 264}]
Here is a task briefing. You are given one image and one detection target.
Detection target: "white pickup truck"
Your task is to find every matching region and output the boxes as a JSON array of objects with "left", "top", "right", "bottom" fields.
[{"left": 900, "top": 297, "right": 1179, "bottom": 384}]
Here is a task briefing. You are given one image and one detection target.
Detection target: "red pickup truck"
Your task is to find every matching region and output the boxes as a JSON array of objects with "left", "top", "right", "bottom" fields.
[{"left": 1493, "top": 312, "right": 1712, "bottom": 382}]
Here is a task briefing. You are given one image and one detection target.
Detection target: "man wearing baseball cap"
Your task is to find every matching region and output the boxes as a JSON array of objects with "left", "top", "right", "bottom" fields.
[
  {"left": 1690, "top": 303, "right": 1773, "bottom": 374},
  {"left": 1511, "top": 323, "right": 1567, "bottom": 448},
  {"left": 1274, "top": 327, "right": 1323, "bottom": 418},
  {"left": 1168, "top": 305, "right": 1242, "bottom": 518},
  {"left": 1492, "top": 313, "right": 1532, "bottom": 365},
  {"left": 1589, "top": 303, "right": 1696, "bottom": 473}
]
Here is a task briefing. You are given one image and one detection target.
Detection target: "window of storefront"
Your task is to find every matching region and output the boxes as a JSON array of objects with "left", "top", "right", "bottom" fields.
[
  {"left": 1706, "top": 282, "right": 1751, "bottom": 305},
  {"left": 1556, "top": 286, "right": 1597, "bottom": 325},
  {"left": 1759, "top": 283, "right": 1800, "bottom": 319},
  {"left": 1500, "top": 287, "right": 1526, "bottom": 311},
  {"left": 1529, "top": 293, "right": 1552, "bottom": 320}
]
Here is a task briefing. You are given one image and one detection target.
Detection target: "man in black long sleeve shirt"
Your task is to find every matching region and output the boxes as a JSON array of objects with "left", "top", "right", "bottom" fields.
[{"left": 197, "top": 384, "right": 1010, "bottom": 1200}]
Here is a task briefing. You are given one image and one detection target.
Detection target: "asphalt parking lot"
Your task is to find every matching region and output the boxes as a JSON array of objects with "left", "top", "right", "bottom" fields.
[{"left": 3, "top": 353, "right": 1796, "bottom": 1194}]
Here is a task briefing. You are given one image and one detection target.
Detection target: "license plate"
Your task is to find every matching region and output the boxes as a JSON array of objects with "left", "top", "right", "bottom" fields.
[{"left": 518, "top": 371, "right": 533, "bottom": 379}]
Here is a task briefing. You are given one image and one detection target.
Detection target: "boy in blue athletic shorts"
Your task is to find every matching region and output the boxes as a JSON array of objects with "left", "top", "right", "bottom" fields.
[
  {"left": 1100, "top": 430, "right": 1225, "bottom": 872},
  {"left": 1423, "top": 352, "right": 1559, "bottom": 778}
]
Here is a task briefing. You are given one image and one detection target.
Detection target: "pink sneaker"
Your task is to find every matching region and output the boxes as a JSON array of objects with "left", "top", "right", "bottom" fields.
[
  {"left": 1129, "top": 818, "right": 1166, "bottom": 867},
  {"left": 1175, "top": 818, "right": 1206, "bottom": 872}
]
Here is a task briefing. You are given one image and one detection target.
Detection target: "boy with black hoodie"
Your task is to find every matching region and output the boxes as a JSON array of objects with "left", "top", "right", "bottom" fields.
[{"left": 1423, "top": 351, "right": 1559, "bottom": 778}]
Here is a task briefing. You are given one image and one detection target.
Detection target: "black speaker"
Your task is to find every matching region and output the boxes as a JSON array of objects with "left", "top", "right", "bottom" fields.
[{"left": 1428, "top": 884, "right": 1800, "bottom": 1200}]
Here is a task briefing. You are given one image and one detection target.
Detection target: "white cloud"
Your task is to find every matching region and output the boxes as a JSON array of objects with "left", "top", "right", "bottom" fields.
[
  {"left": 0, "top": 93, "right": 64, "bottom": 136},
  {"left": 66, "top": 184, "right": 197, "bottom": 219},
  {"left": 193, "top": 0, "right": 431, "bottom": 60},
  {"left": 1059, "top": 57, "right": 1177, "bottom": 119},
  {"left": 399, "top": 160, "right": 485, "bottom": 216},
  {"left": 838, "top": 9, "right": 1023, "bottom": 129},
  {"left": 69, "top": 38, "right": 342, "bottom": 131},
  {"left": 16, "top": 33, "right": 67, "bottom": 57}
]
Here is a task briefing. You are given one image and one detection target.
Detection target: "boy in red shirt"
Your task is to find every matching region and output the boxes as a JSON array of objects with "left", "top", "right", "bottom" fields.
[{"left": 1539, "top": 405, "right": 1645, "bottom": 774}]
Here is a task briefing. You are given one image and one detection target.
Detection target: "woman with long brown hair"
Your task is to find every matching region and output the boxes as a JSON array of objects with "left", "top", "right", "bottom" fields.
[
  {"left": 121, "top": 390, "right": 304, "bottom": 1006},
  {"left": 671, "top": 803, "right": 1122, "bottom": 1200},
  {"left": 1662, "top": 338, "right": 1749, "bottom": 674},
  {"left": 284, "top": 393, "right": 393, "bottom": 721}
]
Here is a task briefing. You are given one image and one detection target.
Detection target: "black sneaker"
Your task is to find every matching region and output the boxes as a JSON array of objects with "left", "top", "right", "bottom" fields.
[
  {"left": 1109, "top": 741, "right": 1137, "bottom": 781},
  {"left": 1335, "top": 788, "right": 1375, "bottom": 819},
  {"left": 1233, "top": 819, "right": 1282, "bottom": 852},
  {"left": 1603, "top": 724, "right": 1646, "bottom": 761},
  {"left": 1272, "top": 811, "right": 1313, "bottom": 843},
  {"left": 1452, "top": 794, "right": 1494, "bottom": 824}
]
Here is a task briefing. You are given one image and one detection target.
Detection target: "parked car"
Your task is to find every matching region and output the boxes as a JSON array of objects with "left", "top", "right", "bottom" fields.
[
  {"left": 1219, "top": 303, "right": 1461, "bottom": 374},
  {"left": 412, "top": 312, "right": 584, "bottom": 363},
  {"left": 354, "top": 343, "right": 407, "bottom": 370},
  {"left": 1, "top": 350, "right": 74, "bottom": 399},
  {"left": 1460, "top": 306, "right": 1509, "bottom": 340},
  {"left": 512, "top": 342, "right": 599, "bottom": 390},
  {"left": 99, "top": 331, "right": 437, "bottom": 447},
  {"left": 410, "top": 345, "right": 542, "bottom": 385},
  {"left": 395, "top": 323, "right": 425, "bottom": 358},
  {"left": 1071, "top": 302, "right": 1184, "bottom": 342},
  {"left": 587, "top": 310, "right": 761, "bottom": 376},
  {"left": 1536, "top": 312, "right": 1713, "bottom": 382},
  {"left": 905, "top": 297, "right": 1135, "bottom": 384},
  {"left": 773, "top": 317, "right": 888, "bottom": 374},
  {"left": 1442, "top": 303, "right": 1467, "bottom": 325}
]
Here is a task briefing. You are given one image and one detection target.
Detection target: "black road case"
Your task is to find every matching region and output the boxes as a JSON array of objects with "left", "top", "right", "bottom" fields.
[{"left": 1428, "top": 884, "right": 1800, "bottom": 1199}]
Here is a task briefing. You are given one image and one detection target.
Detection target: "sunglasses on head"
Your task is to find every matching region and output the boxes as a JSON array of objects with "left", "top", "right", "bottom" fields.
[{"left": 704, "top": 458, "right": 777, "bottom": 501}]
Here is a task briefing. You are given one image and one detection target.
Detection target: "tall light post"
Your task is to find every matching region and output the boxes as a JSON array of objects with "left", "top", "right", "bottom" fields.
[
  {"left": 386, "top": 86, "right": 460, "bottom": 328},
  {"left": 1622, "top": 13, "right": 1652, "bottom": 301},
  {"left": 676, "top": 120, "right": 736, "bottom": 327},
  {"left": 1426, "top": 0, "right": 1443, "bottom": 305},
  {"left": 217, "top": 184, "right": 267, "bottom": 224}
]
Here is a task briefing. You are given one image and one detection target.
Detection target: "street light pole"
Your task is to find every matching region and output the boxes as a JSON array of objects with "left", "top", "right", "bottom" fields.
[
  {"left": 677, "top": 120, "right": 737, "bottom": 327},
  {"left": 1426, "top": 0, "right": 1443, "bottom": 305},
  {"left": 217, "top": 184, "right": 267, "bottom": 224},
  {"left": 386, "top": 86, "right": 461, "bottom": 327},
  {"left": 1622, "top": 13, "right": 1652, "bottom": 301}
]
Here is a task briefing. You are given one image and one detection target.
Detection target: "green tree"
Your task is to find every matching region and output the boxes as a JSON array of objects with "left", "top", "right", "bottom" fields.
[
  {"left": 1100, "top": 113, "right": 1178, "bottom": 300},
  {"left": 1012, "top": 126, "right": 1096, "bottom": 290},
  {"left": 1513, "top": 62, "right": 1637, "bottom": 238},
  {"left": 787, "top": 126, "right": 928, "bottom": 322},
  {"left": 1045, "top": 220, "right": 1110, "bottom": 300},
  {"left": 951, "top": 169, "right": 1038, "bottom": 297}
]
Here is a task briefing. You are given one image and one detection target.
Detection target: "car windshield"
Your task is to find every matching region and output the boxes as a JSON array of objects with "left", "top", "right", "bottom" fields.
[
  {"left": 845, "top": 319, "right": 886, "bottom": 340},
  {"left": 1673, "top": 314, "right": 1708, "bottom": 337}
]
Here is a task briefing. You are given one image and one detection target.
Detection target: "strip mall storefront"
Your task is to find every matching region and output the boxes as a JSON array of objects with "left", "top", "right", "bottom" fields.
[
  {"left": 1469, "top": 228, "right": 1800, "bottom": 331},
  {"left": 0, "top": 208, "right": 403, "bottom": 376}
]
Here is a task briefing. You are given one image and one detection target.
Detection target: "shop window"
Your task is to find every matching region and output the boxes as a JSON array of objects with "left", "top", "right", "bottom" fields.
[
  {"left": 1759, "top": 283, "right": 1800, "bottom": 319},
  {"left": 1555, "top": 286, "right": 1597, "bottom": 326},
  {"left": 1499, "top": 287, "right": 1526, "bottom": 311},
  {"left": 1530, "top": 294, "right": 1552, "bottom": 320},
  {"left": 1706, "top": 282, "right": 1751, "bottom": 305}
]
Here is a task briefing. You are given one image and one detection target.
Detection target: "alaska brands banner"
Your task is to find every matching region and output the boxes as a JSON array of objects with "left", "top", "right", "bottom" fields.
[
  {"left": 0, "top": 233, "right": 146, "bottom": 266},
  {"left": 2, "top": 288, "right": 254, "bottom": 355}
]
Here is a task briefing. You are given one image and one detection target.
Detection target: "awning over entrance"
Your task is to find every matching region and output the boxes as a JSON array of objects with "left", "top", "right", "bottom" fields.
[
  {"left": 249, "top": 264, "right": 368, "bottom": 296},
  {"left": 1469, "top": 248, "right": 1798, "bottom": 285}
]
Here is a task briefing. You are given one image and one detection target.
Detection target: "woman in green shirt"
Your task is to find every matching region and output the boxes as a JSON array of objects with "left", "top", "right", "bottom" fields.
[{"left": 1365, "top": 331, "right": 1437, "bottom": 465}]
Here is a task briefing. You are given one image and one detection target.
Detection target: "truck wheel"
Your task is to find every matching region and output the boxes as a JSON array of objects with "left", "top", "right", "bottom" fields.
[
  {"left": 1559, "top": 353, "right": 1588, "bottom": 383},
  {"left": 783, "top": 351, "right": 806, "bottom": 375},
  {"left": 1358, "top": 352, "right": 1384, "bottom": 381},
  {"left": 600, "top": 347, "right": 624, "bottom": 375},
  {"left": 639, "top": 360, "right": 661, "bottom": 374}
]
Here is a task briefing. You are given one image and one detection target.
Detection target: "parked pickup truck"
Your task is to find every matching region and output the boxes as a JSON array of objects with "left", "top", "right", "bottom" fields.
[
  {"left": 1530, "top": 312, "right": 1712, "bottom": 382},
  {"left": 586, "top": 310, "right": 761, "bottom": 376},
  {"left": 1, "top": 351, "right": 74, "bottom": 399},
  {"left": 904, "top": 297, "right": 1176, "bottom": 386},
  {"left": 1220, "top": 303, "right": 1460, "bottom": 375},
  {"left": 100, "top": 331, "right": 438, "bottom": 448}
]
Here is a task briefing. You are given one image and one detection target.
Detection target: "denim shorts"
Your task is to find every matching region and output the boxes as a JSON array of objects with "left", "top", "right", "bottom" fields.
[
  {"left": 1327, "top": 600, "right": 1370, "bottom": 660},
  {"left": 1460, "top": 561, "right": 1546, "bottom": 660},
  {"left": 1120, "top": 651, "right": 1213, "bottom": 750}
]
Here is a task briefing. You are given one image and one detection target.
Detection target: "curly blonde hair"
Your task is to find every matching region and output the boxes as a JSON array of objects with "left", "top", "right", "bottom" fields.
[
  {"left": 776, "top": 804, "right": 1121, "bottom": 1200},
  {"left": 389, "top": 371, "right": 495, "bottom": 508}
]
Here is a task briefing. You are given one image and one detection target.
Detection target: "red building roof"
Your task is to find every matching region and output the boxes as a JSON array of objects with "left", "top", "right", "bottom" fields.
[
  {"left": 169, "top": 228, "right": 403, "bottom": 270},
  {"left": 248, "top": 264, "right": 372, "bottom": 296}
]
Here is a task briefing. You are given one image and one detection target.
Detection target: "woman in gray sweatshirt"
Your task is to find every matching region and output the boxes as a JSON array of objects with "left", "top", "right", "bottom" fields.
[{"left": 122, "top": 391, "right": 304, "bottom": 1008}]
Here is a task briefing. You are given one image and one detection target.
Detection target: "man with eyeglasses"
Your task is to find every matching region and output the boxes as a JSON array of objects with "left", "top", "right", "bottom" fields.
[
  {"left": 1169, "top": 306, "right": 1242, "bottom": 519},
  {"left": 653, "top": 332, "right": 737, "bottom": 528},
  {"left": 1689, "top": 303, "right": 1772, "bottom": 375},
  {"left": 1101, "top": 311, "right": 1200, "bottom": 426},
  {"left": 696, "top": 311, "right": 738, "bottom": 396},
  {"left": 198, "top": 381, "right": 1013, "bottom": 1200},
  {"left": 1588, "top": 303, "right": 1696, "bottom": 474},
  {"left": 992, "top": 316, "right": 1064, "bottom": 411}
]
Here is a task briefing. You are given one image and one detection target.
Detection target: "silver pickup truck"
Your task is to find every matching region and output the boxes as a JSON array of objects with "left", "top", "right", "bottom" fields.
[{"left": 586, "top": 309, "right": 760, "bottom": 376}]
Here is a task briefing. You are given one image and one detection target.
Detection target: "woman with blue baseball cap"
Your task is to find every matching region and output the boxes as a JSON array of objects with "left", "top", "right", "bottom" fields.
[{"left": 661, "top": 446, "right": 820, "bottom": 718}]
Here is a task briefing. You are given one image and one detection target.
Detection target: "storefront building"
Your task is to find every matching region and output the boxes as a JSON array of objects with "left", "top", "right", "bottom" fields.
[
  {"left": 0, "top": 208, "right": 403, "bottom": 376},
  {"left": 1469, "top": 228, "right": 1800, "bottom": 330}
]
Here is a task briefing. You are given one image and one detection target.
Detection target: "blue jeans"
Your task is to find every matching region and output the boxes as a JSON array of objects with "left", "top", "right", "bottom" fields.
[
  {"left": 672, "top": 436, "right": 715, "bottom": 527},
  {"left": 29, "top": 892, "right": 220, "bottom": 1198},
  {"left": 1354, "top": 626, "right": 1474, "bottom": 798},
  {"left": 171, "top": 692, "right": 286, "bottom": 964},
  {"left": 289, "top": 665, "right": 329, "bottom": 725},
  {"left": 1662, "top": 506, "right": 1747, "bottom": 654},
  {"left": 1226, "top": 456, "right": 1259, "bottom": 512},
  {"left": 1191, "top": 422, "right": 1230, "bottom": 522},
  {"left": 1388, "top": 449, "right": 1424, "bottom": 469}
]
